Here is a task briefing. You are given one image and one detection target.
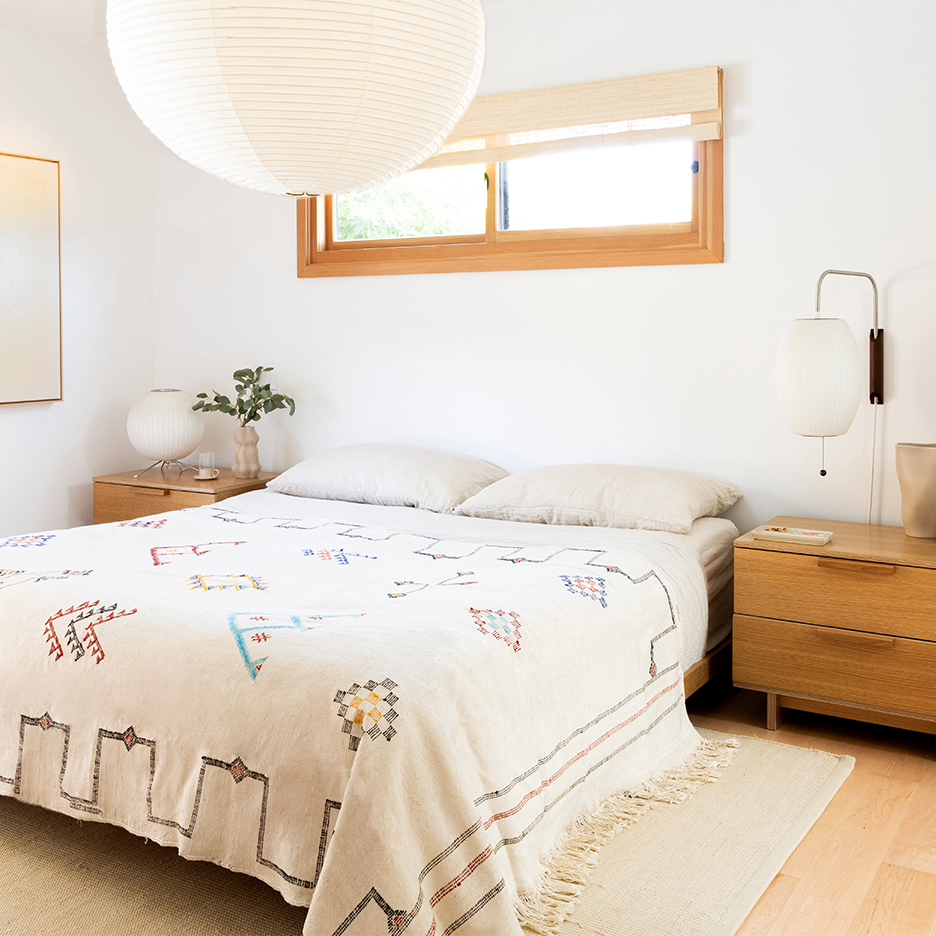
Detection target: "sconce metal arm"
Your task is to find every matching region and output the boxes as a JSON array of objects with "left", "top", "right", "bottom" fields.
[
  {"left": 816, "top": 269, "right": 878, "bottom": 336},
  {"left": 815, "top": 269, "right": 883, "bottom": 405}
]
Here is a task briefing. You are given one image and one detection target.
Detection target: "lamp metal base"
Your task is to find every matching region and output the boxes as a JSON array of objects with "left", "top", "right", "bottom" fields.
[{"left": 133, "top": 460, "right": 197, "bottom": 478}]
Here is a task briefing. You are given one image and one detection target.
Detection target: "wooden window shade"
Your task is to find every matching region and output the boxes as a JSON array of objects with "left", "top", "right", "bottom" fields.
[
  {"left": 297, "top": 66, "right": 723, "bottom": 277},
  {"left": 422, "top": 65, "right": 722, "bottom": 169}
]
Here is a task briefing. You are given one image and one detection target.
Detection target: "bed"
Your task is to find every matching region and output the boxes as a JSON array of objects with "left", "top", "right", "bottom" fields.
[{"left": 0, "top": 446, "right": 740, "bottom": 936}]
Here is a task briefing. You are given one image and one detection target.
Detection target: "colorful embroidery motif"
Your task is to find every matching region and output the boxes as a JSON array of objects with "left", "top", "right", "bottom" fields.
[
  {"left": 389, "top": 571, "right": 475, "bottom": 599},
  {"left": 0, "top": 570, "right": 91, "bottom": 591},
  {"left": 559, "top": 575, "right": 608, "bottom": 608},
  {"left": 0, "top": 534, "right": 54, "bottom": 548},
  {"left": 228, "top": 611, "right": 366, "bottom": 679},
  {"left": 648, "top": 623, "right": 677, "bottom": 678},
  {"left": 151, "top": 542, "right": 246, "bottom": 567},
  {"left": 229, "top": 756, "right": 249, "bottom": 783},
  {"left": 209, "top": 508, "right": 291, "bottom": 525},
  {"left": 42, "top": 600, "right": 138, "bottom": 665},
  {"left": 334, "top": 678, "right": 399, "bottom": 751},
  {"left": 341, "top": 879, "right": 507, "bottom": 935},
  {"left": 119, "top": 518, "right": 168, "bottom": 529},
  {"left": 303, "top": 548, "right": 377, "bottom": 564},
  {"left": 187, "top": 573, "right": 268, "bottom": 592},
  {"left": 469, "top": 608, "right": 522, "bottom": 653}
]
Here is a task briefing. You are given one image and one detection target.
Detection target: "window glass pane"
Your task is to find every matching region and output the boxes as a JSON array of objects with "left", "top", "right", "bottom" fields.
[
  {"left": 334, "top": 164, "right": 486, "bottom": 241},
  {"left": 499, "top": 140, "right": 693, "bottom": 231}
]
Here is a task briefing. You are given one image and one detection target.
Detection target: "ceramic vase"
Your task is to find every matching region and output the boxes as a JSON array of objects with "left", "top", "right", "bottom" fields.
[
  {"left": 232, "top": 425, "right": 261, "bottom": 479},
  {"left": 896, "top": 443, "right": 936, "bottom": 537}
]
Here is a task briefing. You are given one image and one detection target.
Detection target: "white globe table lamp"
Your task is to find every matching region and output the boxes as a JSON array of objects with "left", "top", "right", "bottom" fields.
[
  {"left": 127, "top": 389, "right": 204, "bottom": 477},
  {"left": 106, "top": 0, "right": 486, "bottom": 196}
]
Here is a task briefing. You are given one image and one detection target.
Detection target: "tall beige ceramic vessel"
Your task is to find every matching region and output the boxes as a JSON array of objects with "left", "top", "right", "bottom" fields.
[
  {"left": 896, "top": 443, "right": 936, "bottom": 537},
  {"left": 232, "top": 426, "right": 261, "bottom": 479}
]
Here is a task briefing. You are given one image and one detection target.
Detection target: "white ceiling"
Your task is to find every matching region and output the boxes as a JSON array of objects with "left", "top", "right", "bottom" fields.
[
  {"left": 0, "top": 0, "right": 514, "bottom": 50},
  {"left": 0, "top": 0, "right": 106, "bottom": 48}
]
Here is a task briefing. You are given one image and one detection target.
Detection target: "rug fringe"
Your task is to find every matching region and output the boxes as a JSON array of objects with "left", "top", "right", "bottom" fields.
[{"left": 515, "top": 736, "right": 740, "bottom": 936}]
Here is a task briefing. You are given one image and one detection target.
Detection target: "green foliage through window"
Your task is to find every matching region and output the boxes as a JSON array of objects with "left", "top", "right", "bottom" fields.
[{"left": 335, "top": 165, "right": 486, "bottom": 241}]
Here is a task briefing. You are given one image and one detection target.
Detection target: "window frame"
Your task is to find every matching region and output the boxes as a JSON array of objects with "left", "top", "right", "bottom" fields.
[{"left": 297, "top": 138, "right": 721, "bottom": 277}]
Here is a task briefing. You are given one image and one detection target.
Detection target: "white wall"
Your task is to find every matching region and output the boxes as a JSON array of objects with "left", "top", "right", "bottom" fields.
[
  {"left": 151, "top": 0, "right": 936, "bottom": 534},
  {"left": 5, "top": 1, "right": 936, "bottom": 537},
  {"left": 0, "top": 10, "right": 158, "bottom": 536}
]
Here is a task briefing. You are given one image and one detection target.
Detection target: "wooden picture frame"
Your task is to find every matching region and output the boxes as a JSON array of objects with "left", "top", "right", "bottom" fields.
[{"left": 0, "top": 151, "right": 62, "bottom": 405}]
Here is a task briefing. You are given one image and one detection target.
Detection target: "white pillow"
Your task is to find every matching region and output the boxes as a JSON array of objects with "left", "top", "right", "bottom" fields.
[
  {"left": 453, "top": 464, "right": 742, "bottom": 534},
  {"left": 267, "top": 444, "right": 508, "bottom": 513}
]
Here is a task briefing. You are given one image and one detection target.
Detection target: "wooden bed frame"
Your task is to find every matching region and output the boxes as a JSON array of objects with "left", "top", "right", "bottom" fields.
[
  {"left": 684, "top": 636, "right": 731, "bottom": 697},
  {"left": 683, "top": 578, "right": 733, "bottom": 698}
]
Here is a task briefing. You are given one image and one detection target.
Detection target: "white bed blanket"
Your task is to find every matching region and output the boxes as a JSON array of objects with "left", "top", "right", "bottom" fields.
[{"left": 0, "top": 491, "right": 709, "bottom": 935}]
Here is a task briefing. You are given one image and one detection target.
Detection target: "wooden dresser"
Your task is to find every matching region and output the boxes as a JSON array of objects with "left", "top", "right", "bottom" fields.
[
  {"left": 733, "top": 515, "right": 936, "bottom": 735},
  {"left": 93, "top": 469, "right": 277, "bottom": 524}
]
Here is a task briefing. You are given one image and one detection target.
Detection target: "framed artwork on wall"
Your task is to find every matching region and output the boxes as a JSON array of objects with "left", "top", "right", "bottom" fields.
[{"left": 0, "top": 151, "right": 61, "bottom": 405}]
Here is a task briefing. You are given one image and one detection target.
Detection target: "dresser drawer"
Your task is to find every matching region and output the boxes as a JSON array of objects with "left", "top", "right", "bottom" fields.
[
  {"left": 92, "top": 483, "right": 214, "bottom": 524},
  {"left": 734, "top": 548, "right": 936, "bottom": 641},
  {"left": 733, "top": 614, "right": 936, "bottom": 718}
]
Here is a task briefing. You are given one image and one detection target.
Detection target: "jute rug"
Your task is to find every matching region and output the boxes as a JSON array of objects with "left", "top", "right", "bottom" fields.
[{"left": 0, "top": 729, "right": 853, "bottom": 936}]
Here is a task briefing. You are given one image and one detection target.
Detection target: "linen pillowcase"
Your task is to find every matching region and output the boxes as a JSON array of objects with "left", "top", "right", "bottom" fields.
[
  {"left": 453, "top": 464, "right": 742, "bottom": 534},
  {"left": 266, "top": 443, "right": 508, "bottom": 513}
]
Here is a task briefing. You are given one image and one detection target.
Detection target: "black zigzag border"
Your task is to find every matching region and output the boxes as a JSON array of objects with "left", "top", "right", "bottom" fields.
[{"left": 0, "top": 713, "right": 339, "bottom": 891}]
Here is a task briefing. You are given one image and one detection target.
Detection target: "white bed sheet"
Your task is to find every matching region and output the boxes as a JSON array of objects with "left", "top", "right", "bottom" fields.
[{"left": 682, "top": 515, "right": 739, "bottom": 654}]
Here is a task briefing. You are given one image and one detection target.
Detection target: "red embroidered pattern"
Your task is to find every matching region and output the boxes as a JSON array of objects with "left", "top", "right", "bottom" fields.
[
  {"left": 469, "top": 608, "right": 522, "bottom": 653},
  {"left": 482, "top": 677, "right": 681, "bottom": 831},
  {"left": 42, "top": 600, "right": 138, "bottom": 665},
  {"left": 150, "top": 542, "right": 246, "bottom": 567}
]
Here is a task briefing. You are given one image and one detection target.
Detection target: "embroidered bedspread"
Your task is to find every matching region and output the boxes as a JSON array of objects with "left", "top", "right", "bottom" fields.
[{"left": 0, "top": 490, "right": 708, "bottom": 935}]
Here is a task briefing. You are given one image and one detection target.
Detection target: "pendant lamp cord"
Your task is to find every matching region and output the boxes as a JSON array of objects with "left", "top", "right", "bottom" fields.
[{"left": 868, "top": 401, "right": 879, "bottom": 524}]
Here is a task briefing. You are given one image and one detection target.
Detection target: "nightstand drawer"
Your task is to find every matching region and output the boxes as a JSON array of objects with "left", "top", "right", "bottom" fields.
[
  {"left": 733, "top": 614, "right": 936, "bottom": 718},
  {"left": 734, "top": 548, "right": 936, "bottom": 641},
  {"left": 92, "top": 470, "right": 277, "bottom": 524},
  {"left": 92, "top": 483, "right": 214, "bottom": 524}
]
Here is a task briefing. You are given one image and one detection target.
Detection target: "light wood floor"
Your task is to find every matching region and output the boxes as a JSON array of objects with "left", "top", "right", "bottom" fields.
[{"left": 687, "top": 680, "right": 936, "bottom": 936}]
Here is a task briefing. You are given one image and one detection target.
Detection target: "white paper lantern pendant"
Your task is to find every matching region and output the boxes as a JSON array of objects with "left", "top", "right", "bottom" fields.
[{"left": 106, "top": 0, "right": 486, "bottom": 196}]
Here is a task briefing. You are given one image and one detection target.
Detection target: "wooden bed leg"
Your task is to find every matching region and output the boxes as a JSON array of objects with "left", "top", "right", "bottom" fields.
[{"left": 766, "top": 693, "right": 784, "bottom": 730}]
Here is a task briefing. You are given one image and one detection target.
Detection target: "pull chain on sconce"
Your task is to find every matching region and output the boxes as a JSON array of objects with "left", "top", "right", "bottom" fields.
[{"left": 776, "top": 270, "right": 884, "bottom": 519}]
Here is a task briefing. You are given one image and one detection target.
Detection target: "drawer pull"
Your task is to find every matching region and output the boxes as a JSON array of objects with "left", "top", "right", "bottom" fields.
[
  {"left": 130, "top": 487, "right": 170, "bottom": 497},
  {"left": 811, "top": 626, "right": 895, "bottom": 650},
  {"left": 816, "top": 557, "right": 896, "bottom": 575}
]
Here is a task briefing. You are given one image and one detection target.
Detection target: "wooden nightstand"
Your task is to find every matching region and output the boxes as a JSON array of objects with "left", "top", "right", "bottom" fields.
[
  {"left": 733, "top": 515, "right": 936, "bottom": 735},
  {"left": 92, "top": 468, "right": 278, "bottom": 524}
]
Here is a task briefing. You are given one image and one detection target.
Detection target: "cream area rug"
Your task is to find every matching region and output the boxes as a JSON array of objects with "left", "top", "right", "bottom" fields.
[{"left": 0, "top": 729, "right": 852, "bottom": 936}]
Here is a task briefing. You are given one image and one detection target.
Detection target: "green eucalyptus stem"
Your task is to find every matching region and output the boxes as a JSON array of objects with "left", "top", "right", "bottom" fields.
[{"left": 192, "top": 366, "right": 296, "bottom": 427}]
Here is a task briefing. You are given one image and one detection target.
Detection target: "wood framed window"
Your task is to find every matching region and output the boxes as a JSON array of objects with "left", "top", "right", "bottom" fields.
[{"left": 297, "top": 66, "right": 723, "bottom": 277}]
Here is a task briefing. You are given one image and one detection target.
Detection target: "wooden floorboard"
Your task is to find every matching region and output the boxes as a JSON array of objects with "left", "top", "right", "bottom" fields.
[
  {"left": 846, "top": 864, "right": 936, "bottom": 936},
  {"left": 686, "top": 680, "right": 936, "bottom": 936}
]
